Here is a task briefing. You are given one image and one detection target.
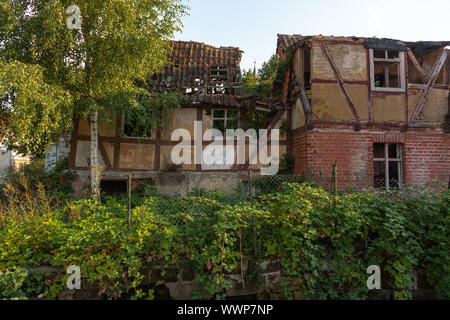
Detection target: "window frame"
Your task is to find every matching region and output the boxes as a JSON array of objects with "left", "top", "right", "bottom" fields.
[
  {"left": 373, "top": 143, "right": 403, "bottom": 191},
  {"left": 369, "top": 49, "right": 406, "bottom": 93},
  {"left": 210, "top": 109, "right": 239, "bottom": 136}
]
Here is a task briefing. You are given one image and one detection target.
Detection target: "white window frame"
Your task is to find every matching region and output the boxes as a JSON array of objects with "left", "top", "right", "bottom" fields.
[
  {"left": 373, "top": 143, "right": 403, "bottom": 191},
  {"left": 369, "top": 49, "right": 406, "bottom": 92}
]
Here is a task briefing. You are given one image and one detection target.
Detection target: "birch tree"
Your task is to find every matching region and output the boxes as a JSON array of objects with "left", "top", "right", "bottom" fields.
[{"left": 0, "top": 0, "right": 187, "bottom": 199}]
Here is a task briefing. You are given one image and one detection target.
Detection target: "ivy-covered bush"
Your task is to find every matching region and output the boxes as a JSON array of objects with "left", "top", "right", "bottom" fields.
[
  {"left": 0, "top": 267, "right": 29, "bottom": 300},
  {"left": 0, "top": 181, "right": 448, "bottom": 300},
  {"left": 0, "top": 157, "right": 77, "bottom": 203}
]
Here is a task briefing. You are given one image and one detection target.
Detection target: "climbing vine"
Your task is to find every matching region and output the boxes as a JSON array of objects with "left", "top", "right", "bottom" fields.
[{"left": 0, "top": 179, "right": 448, "bottom": 300}]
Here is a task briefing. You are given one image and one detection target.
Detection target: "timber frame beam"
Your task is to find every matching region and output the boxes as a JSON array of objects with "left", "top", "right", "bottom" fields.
[
  {"left": 407, "top": 48, "right": 427, "bottom": 82},
  {"left": 318, "top": 41, "right": 361, "bottom": 126},
  {"left": 409, "top": 48, "right": 449, "bottom": 123}
]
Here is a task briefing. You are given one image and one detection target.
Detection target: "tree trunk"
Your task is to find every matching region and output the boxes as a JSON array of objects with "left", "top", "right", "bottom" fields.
[{"left": 90, "top": 110, "right": 100, "bottom": 201}]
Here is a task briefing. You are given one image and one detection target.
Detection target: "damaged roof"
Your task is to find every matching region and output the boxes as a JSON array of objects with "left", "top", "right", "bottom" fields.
[
  {"left": 276, "top": 34, "right": 450, "bottom": 56},
  {"left": 276, "top": 34, "right": 307, "bottom": 54},
  {"left": 151, "top": 40, "right": 243, "bottom": 92}
]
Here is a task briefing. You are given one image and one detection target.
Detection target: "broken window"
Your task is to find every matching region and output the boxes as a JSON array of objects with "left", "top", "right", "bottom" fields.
[
  {"left": 370, "top": 49, "right": 406, "bottom": 91},
  {"left": 373, "top": 143, "right": 403, "bottom": 190},
  {"left": 208, "top": 109, "right": 239, "bottom": 135},
  {"left": 122, "top": 112, "right": 152, "bottom": 138}
]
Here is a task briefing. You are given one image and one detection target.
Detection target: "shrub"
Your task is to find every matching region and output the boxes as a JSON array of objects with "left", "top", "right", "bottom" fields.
[
  {"left": 0, "top": 181, "right": 448, "bottom": 300},
  {"left": 0, "top": 267, "right": 29, "bottom": 300}
]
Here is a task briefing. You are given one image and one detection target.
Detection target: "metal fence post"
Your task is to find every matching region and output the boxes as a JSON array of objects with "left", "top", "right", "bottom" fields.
[
  {"left": 248, "top": 169, "right": 257, "bottom": 257},
  {"left": 319, "top": 167, "right": 323, "bottom": 188},
  {"left": 332, "top": 162, "right": 337, "bottom": 208},
  {"left": 128, "top": 173, "right": 132, "bottom": 232}
]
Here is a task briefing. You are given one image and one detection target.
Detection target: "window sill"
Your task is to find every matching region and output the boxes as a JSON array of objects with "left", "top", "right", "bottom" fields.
[{"left": 372, "top": 87, "right": 405, "bottom": 93}]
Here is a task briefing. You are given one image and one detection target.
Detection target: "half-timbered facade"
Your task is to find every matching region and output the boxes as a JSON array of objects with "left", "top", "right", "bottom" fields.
[
  {"left": 68, "top": 40, "right": 288, "bottom": 195},
  {"left": 278, "top": 34, "right": 449, "bottom": 190}
]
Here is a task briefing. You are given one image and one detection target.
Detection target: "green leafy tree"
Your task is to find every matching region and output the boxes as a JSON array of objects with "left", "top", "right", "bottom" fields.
[
  {"left": 0, "top": 0, "right": 188, "bottom": 199},
  {"left": 258, "top": 54, "right": 279, "bottom": 82},
  {"left": 242, "top": 54, "right": 279, "bottom": 97}
]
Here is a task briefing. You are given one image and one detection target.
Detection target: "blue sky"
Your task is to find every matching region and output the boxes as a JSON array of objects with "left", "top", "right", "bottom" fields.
[{"left": 174, "top": 0, "right": 450, "bottom": 71}]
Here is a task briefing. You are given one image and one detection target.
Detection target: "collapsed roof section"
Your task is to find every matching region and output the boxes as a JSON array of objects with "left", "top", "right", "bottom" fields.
[
  {"left": 149, "top": 40, "right": 283, "bottom": 112},
  {"left": 276, "top": 34, "right": 307, "bottom": 54},
  {"left": 277, "top": 34, "right": 450, "bottom": 58}
]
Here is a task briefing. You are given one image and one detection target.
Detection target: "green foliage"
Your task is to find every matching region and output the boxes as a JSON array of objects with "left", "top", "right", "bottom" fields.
[
  {"left": 258, "top": 55, "right": 280, "bottom": 82},
  {"left": 0, "top": 181, "right": 448, "bottom": 300},
  {"left": 0, "top": 61, "right": 74, "bottom": 157},
  {"left": 252, "top": 175, "right": 305, "bottom": 194},
  {"left": 279, "top": 153, "right": 295, "bottom": 174},
  {"left": 0, "top": 157, "right": 76, "bottom": 203},
  {"left": 0, "top": 0, "right": 188, "bottom": 156},
  {"left": 242, "top": 54, "right": 279, "bottom": 97},
  {"left": 273, "top": 47, "right": 293, "bottom": 97},
  {"left": 0, "top": 267, "right": 29, "bottom": 300},
  {"left": 120, "top": 91, "right": 182, "bottom": 139}
]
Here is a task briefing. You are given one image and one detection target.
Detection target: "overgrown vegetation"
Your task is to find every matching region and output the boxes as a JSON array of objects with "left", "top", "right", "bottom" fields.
[
  {"left": 0, "top": 158, "right": 76, "bottom": 204},
  {"left": 242, "top": 54, "right": 279, "bottom": 97},
  {"left": 273, "top": 46, "right": 293, "bottom": 97},
  {"left": 0, "top": 166, "right": 448, "bottom": 300}
]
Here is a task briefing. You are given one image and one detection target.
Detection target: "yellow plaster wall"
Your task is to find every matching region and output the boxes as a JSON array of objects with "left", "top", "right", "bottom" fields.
[
  {"left": 408, "top": 88, "right": 448, "bottom": 123},
  {"left": 311, "top": 43, "right": 367, "bottom": 81},
  {"left": 162, "top": 108, "right": 197, "bottom": 140},
  {"left": 372, "top": 94, "right": 406, "bottom": 122},
  {"left": 119, "top": 143, "right": 155, "bottom": 170},
  {"left": 311, "top": 83, "right": 355, "bottom": 120}
]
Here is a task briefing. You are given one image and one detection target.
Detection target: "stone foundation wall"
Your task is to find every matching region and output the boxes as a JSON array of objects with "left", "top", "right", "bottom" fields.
[
  {"left": 28, "top": 261, "right": 439, "bottom": 300},
  {"left": 72, "top": 170, "right": 250, "bottom": 198}
]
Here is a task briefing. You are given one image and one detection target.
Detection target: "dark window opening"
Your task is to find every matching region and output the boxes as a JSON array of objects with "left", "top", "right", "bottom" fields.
[
  {"left": 374, "top": 61, "right": 401, "bottom": 88},
  {"left": 100, "top": 180, "right": 127, "bottom": 196},
  {"left": 123, "top": 112, "right": 152, "bottom": 138},
  {"left": 208, "top": 109, "right": 239, "bottom": 136},
  {"left": 303, "top": 47, "right": 311, "bottom": 103},
  {"left": 373, "top": 143, "right": 403, "bottom": 190},
  {"left": 374, "top": 50, "right": 386, "bottom": 59}
]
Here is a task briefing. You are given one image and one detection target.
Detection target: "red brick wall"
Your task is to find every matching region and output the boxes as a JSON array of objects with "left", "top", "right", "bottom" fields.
[
  {"left": 293, "top": 131, "right": 308, "bottom": 176},
  {"left": 293, "top": 129, "right": 450, "bottom": 190},
  {"left": 403, "top": 133, "right": 450, "bottom": 187}
]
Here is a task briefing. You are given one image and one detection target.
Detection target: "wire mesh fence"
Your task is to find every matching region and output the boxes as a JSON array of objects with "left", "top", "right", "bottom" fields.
[
  {"left": 118, "top": 164, "right": 340, "bottom": 260},
  {"left": 125, "top": 164, "right": 340, "bottom": 217}
]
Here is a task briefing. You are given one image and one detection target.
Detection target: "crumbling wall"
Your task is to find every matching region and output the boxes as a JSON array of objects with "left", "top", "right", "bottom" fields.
[
  {"left": 72, "top": 109, "right": 287, "bottom": 172},
  {"left": 302, "top": 38, "right": 448, "bottom": 125},
  {"left": 72, "top": 170, "right": 250, "bottom": 198},
  {"left": 30, "top": 260, "right": 438, "bottom": 300},
  {"left": 408, "top": 87, "right": 448, "bottom": 123},
  {"left": 293, "top": 128, "right": 449, "bottom": 190}
]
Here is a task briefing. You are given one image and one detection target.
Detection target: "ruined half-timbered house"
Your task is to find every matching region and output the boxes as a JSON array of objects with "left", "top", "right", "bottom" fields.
[
  {"left": 277, "top": 34, "right": 449, "bottom": 190},
  {"left": 67, "top": 40, "right": 287, "bottom": 195}
]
